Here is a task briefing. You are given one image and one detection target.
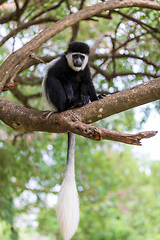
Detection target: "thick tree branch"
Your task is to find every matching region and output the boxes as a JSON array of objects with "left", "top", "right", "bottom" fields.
[
  {"left": 0, "top": 0, "right": 159, "bottom": 92},
  {"left": 78, "top": 77, "right": 160, "bottom": 124},
  {"left": 0, "top": 78, "right": 159, "bottom": 145}
]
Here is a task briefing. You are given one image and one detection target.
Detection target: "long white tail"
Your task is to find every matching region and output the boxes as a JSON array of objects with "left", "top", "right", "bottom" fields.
[{"left": 56, "top": 132, "right": 79, "bottom": 240}]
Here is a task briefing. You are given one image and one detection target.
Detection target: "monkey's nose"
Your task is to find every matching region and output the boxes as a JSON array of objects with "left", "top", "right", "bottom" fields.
[{"left": 74, "top": 59, "right": 82, "bottom": 67}]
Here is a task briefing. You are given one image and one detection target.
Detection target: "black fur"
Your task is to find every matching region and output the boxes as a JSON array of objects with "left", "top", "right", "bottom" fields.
[
  {"left": 44, "top": 42, "right": 98, "bottom": 112},
  {"left": 67, "top": 42, "right": 90, "bottom": 54}
]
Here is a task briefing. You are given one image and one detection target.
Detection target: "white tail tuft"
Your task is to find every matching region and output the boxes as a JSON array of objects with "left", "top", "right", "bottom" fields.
[
  {"left": 56, "top": 132, "right": 79, "bottom": 240},
  {"left": 56, "top": 170, "right": 79, "bottom": 240}
]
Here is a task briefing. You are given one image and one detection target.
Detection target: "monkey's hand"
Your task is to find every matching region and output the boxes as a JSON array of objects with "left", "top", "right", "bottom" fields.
[
  {"left": 98, "top": 93, "right": 106, "bottom": 99},
  {"left": 66, "top": 91, "right": 74, "bottom": 102},
  {"left": 66, "top": 98, "right": 79, "bottom": 109},
  {"left": 80, "top": 94, "right": 90, "bottom": 105},
  {"left": 66, "top": 95, "right": 89, "bottom": 109}
]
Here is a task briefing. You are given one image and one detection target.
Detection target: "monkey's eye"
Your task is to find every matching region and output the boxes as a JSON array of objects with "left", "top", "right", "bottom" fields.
[
  {"left": 80, "top": 55, "right": 85, "bottom": 61},
  {"left": 72, "top": 54, "right": 85, "bottom": 61}
]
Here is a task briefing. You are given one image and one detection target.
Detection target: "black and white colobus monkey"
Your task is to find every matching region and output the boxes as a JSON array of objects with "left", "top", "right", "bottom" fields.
[{"left": 42, "top": 42, "right": 101, "bottom": 240}]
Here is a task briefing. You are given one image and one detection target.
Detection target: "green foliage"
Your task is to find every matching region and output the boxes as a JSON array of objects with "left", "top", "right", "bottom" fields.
[
  {"left": 1, "top": 127, "right": 160, "bottom": 239},
  {"left": 34, "top": 136, "right": 160, "bottom": 240}
]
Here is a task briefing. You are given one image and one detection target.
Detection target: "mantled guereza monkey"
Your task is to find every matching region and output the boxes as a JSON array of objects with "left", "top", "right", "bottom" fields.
[{"left": 42, "top": 42, "right": 102, "bottom": 240}]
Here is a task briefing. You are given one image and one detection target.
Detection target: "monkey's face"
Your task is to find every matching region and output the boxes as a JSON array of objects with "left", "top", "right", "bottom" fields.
[
  {"left": 72, "top": 54, "right": 85, "bottom": 67},
  {"left": 66, "top": 52, "right": 89, "bottom": 72}
]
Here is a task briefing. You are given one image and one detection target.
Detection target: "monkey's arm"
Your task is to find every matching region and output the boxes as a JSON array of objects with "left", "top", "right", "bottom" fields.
[
  {"left": 47, "top": 69, "right": 74, "bottom": 101},
  {"left": 87, "top": 81, "right": 98, "bottom": 102},
  {"left": 45, "top": 74, "right": 68, "bottom": 112},
  {"left": 81, "top": 80, "right": 105, "bottom": 103},
  {"left": 61, "top": 78, "right": 74, "bottom": 102},
  {"left": 80, "top": 64, "right": 98, "bottom": 104},
  {"left": 65, "top": 82, "right": 90, "bottom": 109}
]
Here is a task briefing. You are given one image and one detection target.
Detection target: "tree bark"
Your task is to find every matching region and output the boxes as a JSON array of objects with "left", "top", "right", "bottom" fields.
[{"left": 0, "top": 77, "right": 159, "bottom": 145}]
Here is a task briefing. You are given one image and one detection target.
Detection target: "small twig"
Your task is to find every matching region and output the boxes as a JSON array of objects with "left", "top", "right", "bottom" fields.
[
  {"left": 2, "top": 81, "right": 20, "bottom": 91},
  {"left": 90, "top": 32, "right": 108, "bottom": 60},
  {"left": 9, "top": 57, "right": 30, "bottom": 83},
  {"left": 0, "top": 17, "right": 59, "bottom": 48},
  {"left": 78, "top": 0, "right": 86, "bottom": 10},
  {"left": 10, "top": 87, "right": 32, "bottom": 109},
  {"left": 89, "top": 62, "right": 111, "bottom": 81},
  {"left": 93, "top": 53, "right": 160, "bottom": 69},
  {"left": 114, "top": 10, "right": 160, "bottom": 33},
  {"left": 115, "top": 32, "right": 148, "bottom": 52},
  {"left": 30, "top": 0, "right": 64, "bottom": 20},
  {"left": 12, "top": 132, "right": 28, "bottom": 145},
  {"left": 111, "top": 37, "right": 116, "bottom": 74},
  {"left": 5, "top": 54, "right": 44, "bottom": 92},
  {"left": 14, "top": 0, "right": 20, "bottom": 23},
  {"left": 29, "top": 53, "right": 46, "bottom": 64}
]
